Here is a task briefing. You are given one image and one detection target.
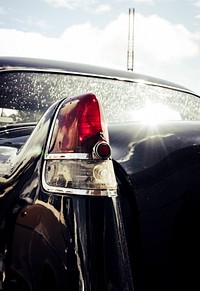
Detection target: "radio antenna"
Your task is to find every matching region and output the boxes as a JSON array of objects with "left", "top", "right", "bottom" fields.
[{"left": 127, "top": 8, "right": 135, "bottom": 71}]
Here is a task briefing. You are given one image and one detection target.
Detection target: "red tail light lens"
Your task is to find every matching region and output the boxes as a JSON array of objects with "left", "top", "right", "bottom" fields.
[
  {"left": 49, "top": 93, "right": 108, "bottom": 154},
  {"left": 93, "top": 141, "right": 111, "bottom": 159},
  {"left": 43, "top": 93, "right": 117, "bottom": 197}
]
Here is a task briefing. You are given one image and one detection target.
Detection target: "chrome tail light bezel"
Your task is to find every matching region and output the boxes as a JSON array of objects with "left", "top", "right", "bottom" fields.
[{"left": 42, "top": 93, "right": 117, "bottom": 197}]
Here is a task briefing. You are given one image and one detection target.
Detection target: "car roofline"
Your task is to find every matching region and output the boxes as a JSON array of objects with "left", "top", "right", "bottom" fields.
[{"left": 0, "top": 56, "right": 197, "bottom": 95}]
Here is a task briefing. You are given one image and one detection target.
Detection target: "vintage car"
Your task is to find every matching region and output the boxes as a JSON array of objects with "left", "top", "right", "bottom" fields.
[{"left": 0, "top": 56, "right": 200, "bottom": 291}]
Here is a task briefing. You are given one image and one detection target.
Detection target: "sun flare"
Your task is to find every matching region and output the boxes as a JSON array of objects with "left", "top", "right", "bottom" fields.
[{"left": 132, "top": 101, "right": 181, "bottom": 124}]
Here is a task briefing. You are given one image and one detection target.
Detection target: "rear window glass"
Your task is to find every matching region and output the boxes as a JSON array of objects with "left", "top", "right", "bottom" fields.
[{"left": 0, "top": 71, "right": 200, "bottom": 125}]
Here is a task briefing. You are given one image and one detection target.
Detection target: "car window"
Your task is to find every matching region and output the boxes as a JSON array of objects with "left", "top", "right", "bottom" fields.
[{"left": 0, "top": 71, "right": 200, "bottom": 126}]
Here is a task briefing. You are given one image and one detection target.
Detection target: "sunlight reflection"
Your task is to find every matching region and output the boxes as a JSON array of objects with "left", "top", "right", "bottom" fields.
[{"left": 132, "top": 101, "right": 181, "bottom": 125}]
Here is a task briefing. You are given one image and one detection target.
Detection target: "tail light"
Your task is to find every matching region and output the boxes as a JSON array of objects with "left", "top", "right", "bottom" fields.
[{"left": 42, "top": 93, "right": 117, "bottom": 197}]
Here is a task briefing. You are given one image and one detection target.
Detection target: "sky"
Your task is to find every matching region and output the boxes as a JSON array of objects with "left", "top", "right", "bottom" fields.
[{"left": 0, "top": 0, "right": 200, "bottom": 94}]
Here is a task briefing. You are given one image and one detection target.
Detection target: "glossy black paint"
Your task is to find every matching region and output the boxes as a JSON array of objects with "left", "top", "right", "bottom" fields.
[
  {"left": 109, "top": 121, "right": 200, "bottom": 291},
  {"left": 0, "top": 124, "right": 35, "bottom": 149},
  {"left": 11, "top": 195, "right": 133, "bottom": 291}
]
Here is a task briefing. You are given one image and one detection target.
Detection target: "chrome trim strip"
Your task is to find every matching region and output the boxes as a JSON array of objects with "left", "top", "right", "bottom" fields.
[
  {"left": 44, "top": 97, "right": 66, "bottom": 156},
  {"left": 42, "top": 177, "right": 117, "bottom": 198},
  {"left": 45, "top": 153, "right": 90, "bottom": 160}
]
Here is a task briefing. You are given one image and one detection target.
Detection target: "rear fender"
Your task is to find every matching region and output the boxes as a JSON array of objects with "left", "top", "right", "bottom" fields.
[{"left": 113, "top": 160, "right": 142, "bottom": 290}]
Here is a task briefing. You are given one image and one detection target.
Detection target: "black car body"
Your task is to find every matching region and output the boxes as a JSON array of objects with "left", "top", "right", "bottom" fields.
[{"left": 0, "top": 57, "right": 200, "bottom": 291}]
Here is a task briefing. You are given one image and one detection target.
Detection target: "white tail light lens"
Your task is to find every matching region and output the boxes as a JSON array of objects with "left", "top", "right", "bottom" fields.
[{"left": 42, "top": 93, "right": 117, "bottom": 197}]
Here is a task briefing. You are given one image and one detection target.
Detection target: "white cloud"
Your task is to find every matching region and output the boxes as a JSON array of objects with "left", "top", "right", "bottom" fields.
[
  {"left": 0, "top": 12, "right": 199, "bottom": 93},
  {"left": 16, "top": 16, "right": 50, "bottom": 31},
  {"left": 94, "top": 4, "right": 111, "bottom": 14},
  {"left": 0, "top": 7, "right": 6, "bottom": 15},
  {"left": 35, "top": 20, "right": 50, "bottom": 30},
  {"left": 58, "top": 15, "right": 128, "bottom": 67},
  {"left": 134, "top": 14, "right": 199, "bottom": 64},
  {"left": 132, "top": 0, "right": 154, "bottom": 3},
  {"left": 0, "top": 29, "right": 60, "bottom": 59},
  {"left": 43, "top": 0, "right": 96, "bottom": 9},
  {"left": 133, "top": 13, "right": 200, "bottom": 93},
  {"left": 116, "top": 0, "right": 155, "bottom": 4},
  {"left": 194, "top": 0, "right": 200, "bottom": 7}
]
